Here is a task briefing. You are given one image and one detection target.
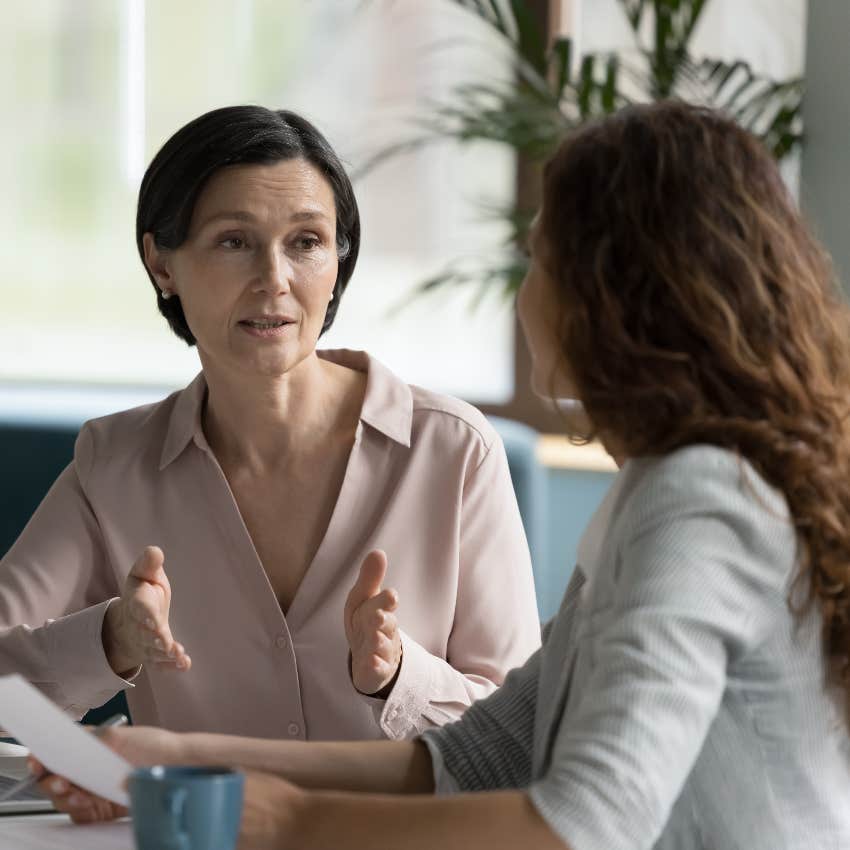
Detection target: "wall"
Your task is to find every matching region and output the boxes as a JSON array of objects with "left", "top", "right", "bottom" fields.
[{"left": 800, "top": 0, "right": 850, "bottom": 287}]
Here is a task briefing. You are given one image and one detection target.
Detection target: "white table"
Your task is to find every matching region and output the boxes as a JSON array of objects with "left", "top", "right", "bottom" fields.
[{"left": 0, "top": 813, "right": 133, "bottom": 849}]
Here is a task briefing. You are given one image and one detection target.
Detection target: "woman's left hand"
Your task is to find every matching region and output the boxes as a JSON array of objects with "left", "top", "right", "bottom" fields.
[
  {"left": 239, "top": 771, "right": 305, "bottom": 850},
  {"left": 344, "top": 550, "right": 402, "bottom": 696}
]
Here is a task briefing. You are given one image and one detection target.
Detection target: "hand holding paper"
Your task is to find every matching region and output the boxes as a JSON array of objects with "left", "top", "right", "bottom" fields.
[{"left": 0, "top": 675, "right": 131, "bottom": 805}]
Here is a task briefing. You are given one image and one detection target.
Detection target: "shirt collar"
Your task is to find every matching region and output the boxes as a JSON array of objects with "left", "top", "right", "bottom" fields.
[
  {"left": 159, "top": 372, "right": 208, "bottom": 470},
  {"left": 159, "top": 349, "right": 413, "bottom": 470}
]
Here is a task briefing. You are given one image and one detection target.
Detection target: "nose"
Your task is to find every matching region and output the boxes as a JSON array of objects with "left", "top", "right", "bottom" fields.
[{"left": 252, "top": 246, "right": 293, "bottom": 295}]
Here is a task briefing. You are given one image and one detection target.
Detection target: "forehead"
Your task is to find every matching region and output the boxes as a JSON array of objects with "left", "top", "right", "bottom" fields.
[{"left": 192, "top": 158, "right": 336, "bottom": 222}]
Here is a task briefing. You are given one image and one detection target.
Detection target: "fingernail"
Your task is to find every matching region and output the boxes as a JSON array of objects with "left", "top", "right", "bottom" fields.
[
  {"left": 154, "top": 638, "right": 164, "bottom": 650},
  {"left": 69, "top": 793, "right": 83, "bottom": 807},
  {"left": 145, "top": 618, "right": 155, "bottom": 629},
  {"left": 50, "top": 778, "right": 66, "bottom": 793}
]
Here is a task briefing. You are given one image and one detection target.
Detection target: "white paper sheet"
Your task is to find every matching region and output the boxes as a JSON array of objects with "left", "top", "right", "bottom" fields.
[
  {"left": 0, "top": 814, "right": 133, "bottom": 850},
  {"left": 0, "top": 675, "right": 130, "bottom": 805}
]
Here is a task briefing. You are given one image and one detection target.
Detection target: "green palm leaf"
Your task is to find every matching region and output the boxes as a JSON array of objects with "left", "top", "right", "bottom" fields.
[{"left": 366, "top": 0, "right": 804, "bottom": 306}]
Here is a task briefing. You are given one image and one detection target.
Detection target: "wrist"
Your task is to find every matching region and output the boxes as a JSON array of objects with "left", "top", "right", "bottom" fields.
[
  {"left": 366, "top": 652, "right": 402, "bottom": 700},
  {"left": 102, "top": 599, "right": 140, "bottom": 676},
  {"left": 181, "top": 732, "right": 215, "bottom": 766},
  {"left": 348, "top": 647, "right": 403, "bottom": 699}
]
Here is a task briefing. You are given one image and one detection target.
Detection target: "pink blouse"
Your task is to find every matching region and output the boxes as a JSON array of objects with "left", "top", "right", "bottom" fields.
[{"left": 0, "top": 350, "right": 540, "bottom": 741}]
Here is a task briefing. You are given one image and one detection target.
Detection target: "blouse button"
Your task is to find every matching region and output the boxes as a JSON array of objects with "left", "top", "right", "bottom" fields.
[
  {"left": 287, "top": 722, "right": 301, "bottom": 737},
  {"left": 275, "top": 635, "right": 287, "bottom": 649}
]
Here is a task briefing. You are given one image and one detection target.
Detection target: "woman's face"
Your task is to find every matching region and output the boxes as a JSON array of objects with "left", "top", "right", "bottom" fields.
[
  {"left": 517, "top": 218, "right": 576, "bottom": 400},
  {"left": 144, "top": 158, "right": 339, "bottom": 379}
]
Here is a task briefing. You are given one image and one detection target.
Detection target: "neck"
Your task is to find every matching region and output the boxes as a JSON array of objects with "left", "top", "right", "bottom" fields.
[{"left": 199, "top": 352, "right": 361, "bottom": 470}]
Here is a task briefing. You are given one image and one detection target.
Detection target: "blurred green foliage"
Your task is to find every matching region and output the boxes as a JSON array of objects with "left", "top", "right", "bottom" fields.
[{"left": 363, "top": 0, "right": 804, "bottom": 303}]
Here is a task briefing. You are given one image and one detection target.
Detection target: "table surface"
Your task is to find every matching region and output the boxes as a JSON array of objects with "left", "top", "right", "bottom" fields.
[{"left": 0, "top": 813, "right": 133, "bottom": 849}]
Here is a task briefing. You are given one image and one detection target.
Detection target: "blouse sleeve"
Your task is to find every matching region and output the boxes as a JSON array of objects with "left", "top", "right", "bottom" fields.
[
  {"left": 375, "top": 437, "right": 542, "bottom": 739},
  {"left": 0, "top": 425, "right": 134, "bottom": 716}
]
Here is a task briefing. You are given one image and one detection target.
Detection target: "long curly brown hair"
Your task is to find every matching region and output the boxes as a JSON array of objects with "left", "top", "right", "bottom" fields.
[{"left": 540, "top": 100, "right": 850, "bottom": 714}]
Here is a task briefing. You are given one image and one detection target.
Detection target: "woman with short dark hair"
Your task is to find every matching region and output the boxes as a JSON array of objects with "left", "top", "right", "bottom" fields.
[{"left": 0, "top": 105, "right": 540, "bottom": 742}]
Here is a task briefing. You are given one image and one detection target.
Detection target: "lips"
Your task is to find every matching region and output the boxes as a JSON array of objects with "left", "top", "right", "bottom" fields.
[{"left": 237, "top": 315, "right": 296, "bottom": 330}]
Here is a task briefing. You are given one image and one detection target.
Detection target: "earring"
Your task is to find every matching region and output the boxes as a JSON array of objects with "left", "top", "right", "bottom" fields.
[{"left": 161, "top": 289, "right": 173, "bottom": 300}]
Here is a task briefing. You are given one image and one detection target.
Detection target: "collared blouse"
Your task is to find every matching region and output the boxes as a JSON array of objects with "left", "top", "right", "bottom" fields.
[{"left": 0, "top": 350, "right": 541, "bottom": 741}]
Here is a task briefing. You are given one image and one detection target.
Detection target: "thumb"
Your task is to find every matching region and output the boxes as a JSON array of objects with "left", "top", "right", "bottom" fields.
[
  {"left": 345, "top": 550, "right": 388, "bottom": 618},
  {"left": 129, "top": 546, "right": 167, "bottom": 585}
]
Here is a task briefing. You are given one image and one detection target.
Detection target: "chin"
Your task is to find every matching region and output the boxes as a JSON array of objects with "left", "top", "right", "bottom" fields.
[
  {"left": 529, "top": 373, "right": 552, "bottom": 401},
  {"left": 529, "top": 365, "right": 562, "bottom": 401}
]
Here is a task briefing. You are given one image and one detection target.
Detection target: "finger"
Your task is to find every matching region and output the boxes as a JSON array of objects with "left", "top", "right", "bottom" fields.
[
  {"left": 69, "top": 802, "right": 107, "bottom": 824},
  {"left": 377, "top": 611, "right": 398, "bottom": 639},
  {"left": 361, "top": 653, "right": 395, "bottom": 680},
  {"left": 359, "top": 629, "right": 395, "bottom": 659},
  {"left": 128, "top": 545, "right": 168, "bottom": 585},
  {"left": 129, "top": 582, "right": 169, "bottom": 627},
  {"left": 362, "top": 604, "right": 397, "bottom": 636},
  {"left": 352, "top": 586, "right": 396, "bottom": 625},
  {"left": 359, "top": 587, "right": 398, "bottom": 614},
  {"left": 27, "top": 755, "right": 47, "bottom": 778},
  {"left": 375, "top": 588, "right": 398, "bottom": 612},
  {"left": 39, "top": 775, "right": 69, "bottom": 797},
  {"left": 143, "top": 639, "right": 189, "bottom": 664},
  {"left": 142, "top": 629, "right": 183, "bottom": 657},
  {"left": 150, "top": 654, "right": 192, "bottom": 672},
  {"left": 344, "top": 550, "right": 388, "bottom": 623},
  {"left": 64, "top": 789, "right": 118, "bottom": 823}
]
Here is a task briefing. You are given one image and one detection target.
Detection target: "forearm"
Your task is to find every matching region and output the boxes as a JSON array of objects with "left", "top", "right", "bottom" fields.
[
  {"left": 290, "top": 789, "right": 568, "bottom": 850},
  {"left": 183, "top": 734, "right": 435, "bottom": 794}
]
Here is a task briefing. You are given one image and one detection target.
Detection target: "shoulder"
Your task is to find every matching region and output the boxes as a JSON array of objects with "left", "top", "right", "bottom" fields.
[
  {"left": 74, "top": 389, "right": 182, "bottom": 481},
  {"left": 611, "top": 443, "right": 796, "bottom": 587},
  {"left": 622, "top": 444, "right": 789, "bottom": 522},
  {"left": 408, "top": 383, "right": 500, "bottom": 459}
]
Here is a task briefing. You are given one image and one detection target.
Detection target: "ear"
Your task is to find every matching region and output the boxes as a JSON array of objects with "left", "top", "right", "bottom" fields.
[{"left": 142, "top": 233, "right": 175, "bottom": 293}]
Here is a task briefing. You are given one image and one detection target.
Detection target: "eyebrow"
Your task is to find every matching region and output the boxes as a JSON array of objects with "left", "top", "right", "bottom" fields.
[{"left": 196, "top": 209, "right": 332, "bottom": 229}]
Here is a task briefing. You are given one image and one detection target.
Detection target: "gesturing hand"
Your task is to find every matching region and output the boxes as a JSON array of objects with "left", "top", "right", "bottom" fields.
[
  {"left": 344, "top": 550, "right": 402, "bottom": 696},
  {"left": 101, "top": 546, "right": 191, "bottom": 677}
]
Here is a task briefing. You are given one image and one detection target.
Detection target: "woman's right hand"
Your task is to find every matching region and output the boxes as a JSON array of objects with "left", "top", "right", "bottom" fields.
[
  {"left": 32, "top": 725, "right": 189, "bottom": 823},
  {"left": 102, "top": 546, "right": 191, "bottom": 677}
]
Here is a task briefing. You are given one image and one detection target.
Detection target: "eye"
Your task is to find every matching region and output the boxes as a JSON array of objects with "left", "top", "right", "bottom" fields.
[
  {"left": 219, "top": 236, "right": 246, "bottom": 250},
  {"left": 294, "top": 234, "right": 321, "bottom": 251}
]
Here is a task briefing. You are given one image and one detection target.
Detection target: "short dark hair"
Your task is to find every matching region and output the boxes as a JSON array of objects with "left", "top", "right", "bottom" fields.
[{"left": 136, "top": 105, "right": 360, "bottom": 345}]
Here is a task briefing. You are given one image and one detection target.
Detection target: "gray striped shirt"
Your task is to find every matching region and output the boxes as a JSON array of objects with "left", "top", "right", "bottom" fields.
[{"left": 423, "top": 445, "right": 850, "bottom": 849}]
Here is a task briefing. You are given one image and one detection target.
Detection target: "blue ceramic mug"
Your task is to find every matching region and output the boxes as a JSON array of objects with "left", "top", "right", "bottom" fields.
[{"left": 128, "top": 766, "right": 244, "bottom": 850}]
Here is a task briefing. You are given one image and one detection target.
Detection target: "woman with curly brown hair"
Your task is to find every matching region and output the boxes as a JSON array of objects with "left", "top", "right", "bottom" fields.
[{"left": 41, "top": 100, "right": 850, "bottom": 848}]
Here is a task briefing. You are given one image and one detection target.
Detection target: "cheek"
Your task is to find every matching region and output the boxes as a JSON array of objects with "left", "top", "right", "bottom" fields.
[{"left": 307, "top": 256, "right": 339, "bottom": 307}]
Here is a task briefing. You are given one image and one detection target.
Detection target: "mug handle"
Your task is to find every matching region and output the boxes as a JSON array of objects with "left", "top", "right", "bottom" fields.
[{"left": 163, "top": 787, "right": 191, "bottom": 850}]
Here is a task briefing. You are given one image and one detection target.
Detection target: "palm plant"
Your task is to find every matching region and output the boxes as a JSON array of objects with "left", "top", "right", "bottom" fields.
[{"left": 363, "top": 0, "right": 804, "bottom": 304}]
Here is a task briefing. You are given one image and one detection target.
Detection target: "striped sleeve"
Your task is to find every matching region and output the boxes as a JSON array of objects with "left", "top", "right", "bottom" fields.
[{"left": 420, "top": 620, "right": 550, "bottom": 792}]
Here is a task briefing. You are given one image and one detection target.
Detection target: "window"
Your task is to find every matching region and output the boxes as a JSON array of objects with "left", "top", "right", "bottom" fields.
[{"left": 2, "top": 1, "right": 515, "bottom": 402}]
